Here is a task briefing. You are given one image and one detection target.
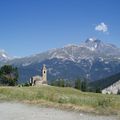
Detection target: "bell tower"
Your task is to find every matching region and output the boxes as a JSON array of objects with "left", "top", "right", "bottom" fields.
[{"left": 42, "top": 64, "right": 47, "bottom": 82}]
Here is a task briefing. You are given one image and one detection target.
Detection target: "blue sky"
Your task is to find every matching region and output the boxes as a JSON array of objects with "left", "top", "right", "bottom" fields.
[{"left": 0, "top": 0, "right": 120, "bottom": 57}]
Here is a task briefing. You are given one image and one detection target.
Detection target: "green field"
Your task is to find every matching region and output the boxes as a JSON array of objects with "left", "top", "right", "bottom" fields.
[{"left": 0, "top": 85, "right": 120, "bottom": 115}]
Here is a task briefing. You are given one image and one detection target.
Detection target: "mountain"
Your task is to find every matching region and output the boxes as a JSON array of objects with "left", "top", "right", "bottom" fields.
[
  {"left": 0, "top": 49, "right": 11, "bottom": 63},
  {"left": 89, "top": 72, "right": 120, "bottom": 91},
  {"left": 1, "top": 38, "right": 120, "bottom": 83}
]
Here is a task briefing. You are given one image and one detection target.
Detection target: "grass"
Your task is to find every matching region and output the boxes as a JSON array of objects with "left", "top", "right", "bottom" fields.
[{"left": 0, "top": 85, "right": 120, "bottom": 115}]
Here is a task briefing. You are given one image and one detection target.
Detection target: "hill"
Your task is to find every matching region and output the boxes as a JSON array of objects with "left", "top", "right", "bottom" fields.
[{"left": 89, "top": 72, "right": 120, "bottom": 91}]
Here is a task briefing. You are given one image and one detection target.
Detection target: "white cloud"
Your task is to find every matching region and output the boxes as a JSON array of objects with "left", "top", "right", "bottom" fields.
[{"left": 95, "top": 22, "right": 108, "bottom": 33}]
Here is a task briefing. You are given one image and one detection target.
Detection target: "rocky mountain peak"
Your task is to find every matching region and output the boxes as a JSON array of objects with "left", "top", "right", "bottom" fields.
[
  {"left": 0, "top": 49, "right": 11, "bottom": 62},
  {"left": 84, "top": 38, "right": 103, "bottom": 51},
  {"left": 85, "top": 38, "right": 101, "bottom": 43}
]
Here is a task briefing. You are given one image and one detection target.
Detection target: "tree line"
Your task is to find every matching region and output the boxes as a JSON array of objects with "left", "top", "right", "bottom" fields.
[
  {"left": 50, "top": 78, "right": 89, "bottom": 92},
  {"left": 50, "top": 77, "right": 103, "bottom": 93}
]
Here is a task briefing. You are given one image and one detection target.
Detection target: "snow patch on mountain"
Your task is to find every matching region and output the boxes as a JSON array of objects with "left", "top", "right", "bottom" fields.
[
  {"left": 22, "top": 62, "right": 32, "bottom": 66},
  {"left": 0, "top": 49, "right": 11, "bottom": 62},
  {"left": 1, "top": 53, "right": 8, "bottom": 58}
]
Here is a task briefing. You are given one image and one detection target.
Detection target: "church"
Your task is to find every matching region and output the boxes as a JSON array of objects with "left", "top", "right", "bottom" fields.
[{"left": 30, "top": 64, "right": 47, "bottom": 86}]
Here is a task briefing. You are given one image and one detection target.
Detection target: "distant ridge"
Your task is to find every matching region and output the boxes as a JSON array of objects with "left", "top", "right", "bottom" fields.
[
  {"left": 89, "top": 72, "right": 120, "bottom": 90},
  {"left": 1, "top": 38, "right": 120, "bottom": 83}
]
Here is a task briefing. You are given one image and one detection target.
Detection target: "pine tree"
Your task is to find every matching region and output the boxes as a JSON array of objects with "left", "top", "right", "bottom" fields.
[
  {"left": 0, "top": 65, "right": 18, "bottom": 86},
  {"left": 75, "top": 79, "right": 81, "bottom": 90}
]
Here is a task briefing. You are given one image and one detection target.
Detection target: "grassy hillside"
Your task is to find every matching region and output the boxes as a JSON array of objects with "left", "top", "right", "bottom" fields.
[{"left": 0, "top": 85, "right": 120, "bottom": 115}]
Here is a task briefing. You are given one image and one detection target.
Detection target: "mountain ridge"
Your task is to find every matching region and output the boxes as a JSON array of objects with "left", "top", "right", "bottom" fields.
[{"left": 1, "top": 38, "right": 120, "bottom": 83}]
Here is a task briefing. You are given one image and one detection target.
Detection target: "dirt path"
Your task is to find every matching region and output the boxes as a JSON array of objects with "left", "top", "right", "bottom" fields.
[{"left": 0, "top": 102, "right": 118, "bottom": 120}]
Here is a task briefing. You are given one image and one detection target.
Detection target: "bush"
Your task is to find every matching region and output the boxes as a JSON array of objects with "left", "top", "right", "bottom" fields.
[
  {"left": 95, "top": 87, "right": 101, "bottom": 93},
  {"left": 50, "top": 79, "right": 65, "bottom": 87},
  {"left": 97, "top": 98, "right": 111, "bottom": 108}
]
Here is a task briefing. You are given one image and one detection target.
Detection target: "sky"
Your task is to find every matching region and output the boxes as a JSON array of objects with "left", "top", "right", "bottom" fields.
[{"left": 0, "top": 0, "right": 120, "bottom": 57}]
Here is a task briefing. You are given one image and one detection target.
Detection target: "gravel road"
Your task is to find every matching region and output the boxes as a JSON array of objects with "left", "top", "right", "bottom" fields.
[{"left": 0, "top": 102, "right": 119, "bottom": 120}]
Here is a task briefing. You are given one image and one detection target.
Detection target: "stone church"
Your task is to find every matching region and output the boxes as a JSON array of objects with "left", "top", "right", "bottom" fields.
[{"left": 30, "top": 64, "right": 47, "bottom": 86}]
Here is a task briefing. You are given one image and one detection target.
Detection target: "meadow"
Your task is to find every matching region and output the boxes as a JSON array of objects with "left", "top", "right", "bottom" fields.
[{"left": 0, "top": 85, "right": 120, "bottom": 115}]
